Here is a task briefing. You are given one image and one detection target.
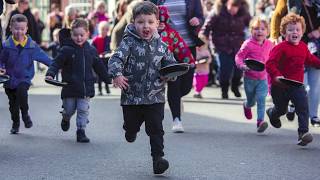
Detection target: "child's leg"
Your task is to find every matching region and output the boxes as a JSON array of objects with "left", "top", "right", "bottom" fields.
[
  {"left": 193, "top": 73, "right": 209, "bottom": 94},
  {"left": 16, "top": 83, "right": 31, "bottom": 122},
  {"left": 270, "top": 86, "right": 289, "bottom": 117},
  {"left": 243, "top": 78, "right": 257, "bottom": 108},
  {"left": 122, "top": 105, "right": 144, "bottom": 142},
  {"left": 289, "top": 87, "right": 309, "bottom": 133},
  {"left": 144, "top": 103, "right": 165, "bottom": 159},
  {"left": 62, "top": 98, "right": 77, "bottom": 120},
  {"left": 256, "top": 80, "right": 268, "bottom": 121},
  {"left": 98, "top": 78, "right": 103, "bottom": 94},
  {"left": 5, "top": 88, "right": 20, "bottom": 129},
  {"left": 75, "top": 98, "right": 90, "bottom": 129}
]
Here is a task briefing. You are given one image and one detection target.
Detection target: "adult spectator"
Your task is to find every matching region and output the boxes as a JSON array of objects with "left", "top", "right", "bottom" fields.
[
  {"left": 151, "top": 0, "right": 204, "bottom": 132},
  {"left": 47, "top": 3, "right": 63, "bottom": 41},
  {"left": 200, "top": 0, "right": 251, "bottom": 99}
]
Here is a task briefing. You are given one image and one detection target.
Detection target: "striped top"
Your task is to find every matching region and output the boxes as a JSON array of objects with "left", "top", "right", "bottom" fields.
[{"left": 164, "top": 0, "right": 195, "bottom": 46}]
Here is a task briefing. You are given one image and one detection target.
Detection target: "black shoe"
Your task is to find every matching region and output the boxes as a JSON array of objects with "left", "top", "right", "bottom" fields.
[
  {"left": 297, "top": 132, "right": 313, "bottom": 146},
  {"left": 10, "top": 127, "right": 19, "bottom": 134},
  {"left": 153, "top": 157, "right": 169, "bottom": 174},
  {"left": 125, "top": 132, "right": 137, "bottom": 143},
  {"left": 266, "top": 108, "right": 281, "bottom": 128},
  {"left": 10, "top": 121, "right": 19, "bottom": 134},
  {"left": 61, "top": 116, "right": 70, "bottom": 132},
  {"left": 232, "top": 88, "right": 241, "bottom": 98},
  {"left": 193, "top": 94, "right": 203, "bottom": 99},
  {"left": 23, "top": 115, "right": 33, "bottom": 128},
  {"left": 311, "top": 117, "right": 320, "bottom": 127},
  {"left": 222, "top": 93, "right": 228, "bottom": 99},
  {"left": 76, "top": 129, "right": 90, "bottom": 143}
]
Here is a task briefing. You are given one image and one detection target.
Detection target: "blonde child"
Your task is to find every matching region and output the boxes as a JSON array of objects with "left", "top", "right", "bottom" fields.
[
  {"left": 235, "top": 17, "right": 274, "bottom": 133},
  {"left": 92, "top": 21, "right": 111, "bottom": 95}
]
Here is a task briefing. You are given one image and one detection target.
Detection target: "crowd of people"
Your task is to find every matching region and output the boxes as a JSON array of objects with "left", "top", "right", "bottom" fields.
[{"left": 0, "top": 0, "right": 319, "bottom": 175}]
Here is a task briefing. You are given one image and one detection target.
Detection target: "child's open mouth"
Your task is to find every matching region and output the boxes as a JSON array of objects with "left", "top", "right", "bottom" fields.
[
  {"left": 143, "top": 30, "right": 150, "bottom": 37},
  {"left": 292, "top": 35, "right": 298, "bottom": 40}
]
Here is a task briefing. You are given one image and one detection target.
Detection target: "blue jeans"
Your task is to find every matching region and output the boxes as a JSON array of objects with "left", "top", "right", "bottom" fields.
[
  {"left": 62, "top": 98, "right": 90, "bottom": 129},
  {"left": 270, "top": 85, "right": 309, "bottom": 133},
  {"left": 304, "top": 67, "right": 320, "bottom": 118},
  {"left": 244, "top": 77, "right": 268, "bottom": 120}
]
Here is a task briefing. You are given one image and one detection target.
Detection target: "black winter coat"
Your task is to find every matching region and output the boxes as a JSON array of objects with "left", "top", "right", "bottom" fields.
[{"left": 46, "top": 40, "right": 109, "bottom": 98}]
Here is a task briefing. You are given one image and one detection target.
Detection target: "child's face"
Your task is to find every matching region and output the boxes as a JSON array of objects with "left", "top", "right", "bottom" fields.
[
  {"left": 226, "top": 0, "right": 239, "bottom": 16},
  {"left": 284, "top": 22, "right": 303, "bottom": 45},
  {"left": 10, "top": 22, "right": 28, "bottom": 41},
  {"left": 158, "top": 22, "right": 165, "bottom": 31},
  {"left": 251, "top": 23, "right": 268, "bottom": 43},
  {"left": 134, "top": 14, "right": 159, "bottom": 40},
  {"left": 71, "top": 27, "right": 88, "bottom": 46},
  {"left": 100, "top": 26, "right": 109, "bottom": 37}
]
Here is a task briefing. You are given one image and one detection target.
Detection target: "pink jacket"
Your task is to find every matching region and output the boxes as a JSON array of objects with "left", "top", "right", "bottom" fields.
[{"left": 235, "top": 38, "right": 274, "bottom": 80}]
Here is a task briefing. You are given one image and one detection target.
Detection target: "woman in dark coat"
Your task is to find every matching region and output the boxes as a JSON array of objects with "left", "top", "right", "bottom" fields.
[{"left": 200, "top": 0, "right": 251, "bottom": 99}]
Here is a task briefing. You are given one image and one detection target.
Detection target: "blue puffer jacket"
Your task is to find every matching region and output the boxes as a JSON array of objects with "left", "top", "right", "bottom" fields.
[
  {"left": 0, "top": 36, "right": 52, "bottom": 89},
  {"left": 46, "top": 39, "right": 109, "bottom": 98}
]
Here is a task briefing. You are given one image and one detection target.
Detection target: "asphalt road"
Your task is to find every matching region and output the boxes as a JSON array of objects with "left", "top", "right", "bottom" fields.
[{"left": 0, "top": 74, "right": 319, "bottom": 180}]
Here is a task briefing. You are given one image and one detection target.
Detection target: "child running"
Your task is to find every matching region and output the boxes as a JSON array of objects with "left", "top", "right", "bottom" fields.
[
  {"left": 46, "top": 18, "right": 109, "bottom": 143},
  {"left": 193, "top": 45, "right": 211, "bottom": 99},
  {"left": 108, "top": 1, "right": 176, "bottom": 174},
  {"left": 92, "top": 21, "right": 112, "bottom": 95},
  {"left": 235, "top": 17, "right": 274, "bottom": 133},
  {"left": 266, "top": 13, "right": 320, "bottom": 146},
  {"left": 0, "top": 14, "right": 52, "bottom": 134}
]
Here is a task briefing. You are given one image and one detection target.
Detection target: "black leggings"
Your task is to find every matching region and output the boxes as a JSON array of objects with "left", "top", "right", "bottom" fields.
[{"left": 167, "top": 46, "right": 196, "bottom": 120}]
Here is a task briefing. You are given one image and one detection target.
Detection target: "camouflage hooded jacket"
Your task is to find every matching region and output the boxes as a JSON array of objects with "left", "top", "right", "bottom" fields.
[{"left": 108, "top": 24, "right": 176, "bottom": 105}]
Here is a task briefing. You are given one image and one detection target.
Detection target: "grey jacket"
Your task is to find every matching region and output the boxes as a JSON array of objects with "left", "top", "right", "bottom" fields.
[{"left": 108, "top": 24, "right": 176, "bottom": 105}]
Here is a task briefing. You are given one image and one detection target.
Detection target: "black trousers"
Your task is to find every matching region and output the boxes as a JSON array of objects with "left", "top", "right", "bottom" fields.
[
  {"left": 167, "top": 46, "right": 196, "bottom": 120},
  {"left": 5, "top": 83, "right": 30, "bottom": 127},
  {"left": 270, "top": 85, "right": 309, "bottom": 133},
  {"left": 122, "top": 103, "right": 165, "bottom": 158}
]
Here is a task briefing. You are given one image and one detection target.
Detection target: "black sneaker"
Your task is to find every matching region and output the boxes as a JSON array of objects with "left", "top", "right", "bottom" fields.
[
  {"left": 222, "top": 93, "right": 228, "bottom": 99},
  {"left": 10, "top": 127, "right": 19, "bottom": 134},
  {"left": 232, "top": 88, "right": 241, "bottom": 98},
  {"left": 297, "top": 132, "right": 313, "bottom": 146},
  {"left": 76, "top": 129, "right": 90, "bottom": 143},
  {"left": 311, "top": 117, "right": 320, "bottom": 127},
  {"left": 266, "top": 108, "right": 281, "bottom": 128},
  {"left": 193, "top": 94, "right": 203, "bottom": 99},
  {"left": 125, "top": 132, "right": 137, "bottom": 143},
  {"left": 286, "top": 104, "right": 295, "bottom": 121},
  {"left": 61, "top": 116, "right": 70, "bottom": 132},
  {"left": 23, "top": 115, "right": 33, "bottom": 128},
  {"left": 153, "top": 157, "right": 169, "bottom": 175},
  {"left": 10, "top": 122, "right": 19, "bottom": 134}
]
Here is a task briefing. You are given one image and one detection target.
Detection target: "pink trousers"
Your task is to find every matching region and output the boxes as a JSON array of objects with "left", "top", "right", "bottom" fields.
[{"left": 193, "top": 73, "right": 209, "bottom": 94}]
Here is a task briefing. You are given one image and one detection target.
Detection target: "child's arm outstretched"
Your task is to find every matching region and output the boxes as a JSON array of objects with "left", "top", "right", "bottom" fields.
[
  {"left": 108, "top": 38, "right": 131, "bottom": 90},
  {"left": 305, "top": 49, "right": 320, "bottom": 68},
  {"left": 32, "top": 44, "right": 52, "bottom": 67}
]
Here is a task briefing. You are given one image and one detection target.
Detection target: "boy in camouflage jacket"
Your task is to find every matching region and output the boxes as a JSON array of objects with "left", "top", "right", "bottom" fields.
[{"left": 108, "top": 1, "right": 176, "bottom": 175}]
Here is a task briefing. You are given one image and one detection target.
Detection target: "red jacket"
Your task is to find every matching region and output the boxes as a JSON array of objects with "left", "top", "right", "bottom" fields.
[
  {"left": 158, "top": 6, "right": 195, "bottom": 64},
  {"left": 266, "top": 41, "right": 320, "bottom": 84}
]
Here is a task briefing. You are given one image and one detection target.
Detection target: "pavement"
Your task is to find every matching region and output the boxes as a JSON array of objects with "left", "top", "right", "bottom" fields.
[{"left": 0, "top": 72, "right": 319, "bottom": 180}]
